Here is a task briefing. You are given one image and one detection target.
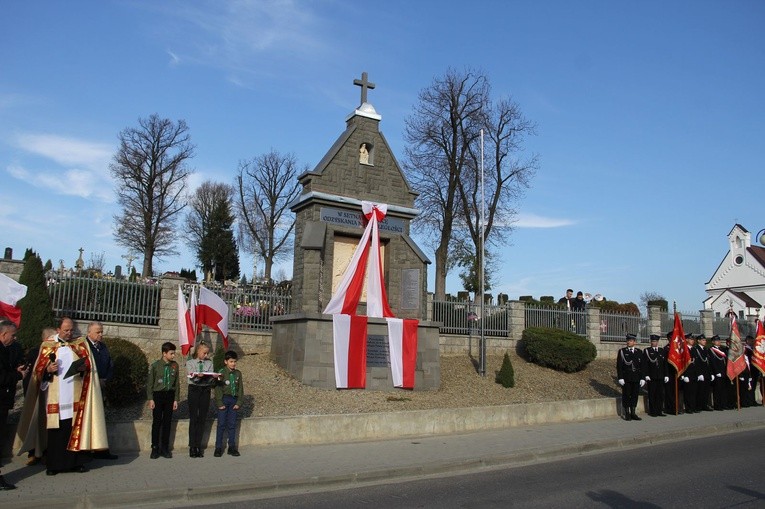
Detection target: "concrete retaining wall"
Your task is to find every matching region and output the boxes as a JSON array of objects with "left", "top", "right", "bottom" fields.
[{"left": 10, "top": 397, "right": 618, "bottom": 453}]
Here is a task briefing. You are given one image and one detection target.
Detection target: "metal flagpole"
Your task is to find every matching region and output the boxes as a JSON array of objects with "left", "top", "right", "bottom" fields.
[{"left": 479, "top": 129, "right": 486, "bottom": 377}]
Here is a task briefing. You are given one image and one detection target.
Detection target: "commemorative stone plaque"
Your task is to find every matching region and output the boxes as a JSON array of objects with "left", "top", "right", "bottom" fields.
[{"left": 366, "top": 334, "right": 390, "bottom": 367}]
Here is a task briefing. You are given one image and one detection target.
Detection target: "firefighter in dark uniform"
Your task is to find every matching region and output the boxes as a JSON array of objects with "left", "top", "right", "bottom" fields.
[
  {"left": 642, "top": 334, "right": 667, "bottom": 416},
  {"left": 681, "top": 333, "right": 698, "bottom": 413},
  {"left": 663, "top": 331, "right": 681, "bottom": 415},
  {"left": 709, "top": 335, "right": 728, "bottom": 410},
  {"left": 692, "top": 334, "right": 713, "bottom": 411},
  {"left": 617, "top": 333, "right": 644, "bottom": 421}
]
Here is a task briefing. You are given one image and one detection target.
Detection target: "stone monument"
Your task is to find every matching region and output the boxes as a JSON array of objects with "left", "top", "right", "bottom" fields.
[{"left": 270, "top": 72, "right": 440, "bottom": 390}]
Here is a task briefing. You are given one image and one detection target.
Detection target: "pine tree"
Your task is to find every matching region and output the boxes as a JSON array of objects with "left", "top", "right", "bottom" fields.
[{"left": 17, "top": 250, "right": 56, "bottom": 351}]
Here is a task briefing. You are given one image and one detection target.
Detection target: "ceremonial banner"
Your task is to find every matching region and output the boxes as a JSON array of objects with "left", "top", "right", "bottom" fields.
[
  {"left": 0, "top": 273, "right": 27, "bottom": 326},
  {"left": 196, "top": 286, "right": 230, "bottom": 349},
  {"left": 387, "top": 318, "right": 419, "bottom": 389},
  {"left": 727, "top": 313, "right": 747, "bottom": 381},
  {"left": 752, "top": 319, "right": 765, "bottom": 376},
  {"left": 667, "top": 313, "right": 690, "bottom": 375},
  {"left": 332, "top": 314, "right": 368, "bottom": 388}
]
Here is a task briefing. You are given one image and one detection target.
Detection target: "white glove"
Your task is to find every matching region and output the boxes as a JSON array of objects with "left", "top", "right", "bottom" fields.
[
  {"left": 740, "top": 377, "right": 745, "bottom": 381},
  {"left": 709, "top": 374, "right": 715, "bottom": 381},
  {"left": 697, "top": 375, "right": 704, "bottom": 381},
  {"left": 717, "top": 373, "right": 722, "bottom": 378},
  {"left": 683, "top": 377, "right": 690, "bottom": 383},
  {"left": 664, "top": 376, "right": 669, "bottom": 383},
  {"left": 645, "top": 376, "right": 651, "bottom": 381},
  {"left": 639, "top": 380, "right": 646, "bottom": 387},
  {"left": 618, "top": 379, "right": 625, "bottom": 386}
]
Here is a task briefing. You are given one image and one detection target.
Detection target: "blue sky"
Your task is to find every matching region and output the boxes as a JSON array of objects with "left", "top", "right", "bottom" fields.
[{"left": 1, "top": 0, "right": 763, "bottom": 313}]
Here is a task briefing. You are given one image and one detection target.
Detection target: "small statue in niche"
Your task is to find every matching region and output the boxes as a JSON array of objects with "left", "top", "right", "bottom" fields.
[{"left": 359, "top": 143, "right": 369, "bottom": 165}]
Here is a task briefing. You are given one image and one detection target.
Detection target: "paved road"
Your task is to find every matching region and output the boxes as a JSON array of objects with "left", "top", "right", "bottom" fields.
[
  {"left": 1, "top": 405, "right": 764, "bottom": 508},
  {"left": 213, "top": 428, "right": 765, "bottom": 509}
]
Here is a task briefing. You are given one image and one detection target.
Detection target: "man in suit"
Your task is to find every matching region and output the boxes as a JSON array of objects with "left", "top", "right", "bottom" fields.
[
  {"left": 84, "top": 321, "right": 118, "bottom": 460},
  {"left": 642, "top": 334, "right": 667, "bottom": 416},
  {"left": 617, "top": 333, "right": 644, "bottom": 421}
]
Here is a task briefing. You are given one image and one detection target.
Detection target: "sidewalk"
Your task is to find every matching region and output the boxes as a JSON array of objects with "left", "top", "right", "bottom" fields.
[{"left": 2, "top": 405, "right": 764, "bottom": 508}]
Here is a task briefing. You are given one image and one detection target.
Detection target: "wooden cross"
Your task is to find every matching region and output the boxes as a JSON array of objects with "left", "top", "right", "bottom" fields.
[{"left": 353, "top": 71, "right": 375, "bottom": 104}]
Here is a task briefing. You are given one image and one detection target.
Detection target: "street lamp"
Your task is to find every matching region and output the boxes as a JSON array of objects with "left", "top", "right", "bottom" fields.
[{"left": 756, "top": 229, "right": 765, "bottom": 247}]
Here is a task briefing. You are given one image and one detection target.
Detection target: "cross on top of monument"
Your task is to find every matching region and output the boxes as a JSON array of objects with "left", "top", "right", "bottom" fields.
[{"left": 353, "top": 71, "right": 375, "bottom": 105}]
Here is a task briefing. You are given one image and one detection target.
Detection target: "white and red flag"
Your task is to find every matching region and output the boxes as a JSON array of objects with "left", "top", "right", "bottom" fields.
[
  {"left": 196, "top": 286, "right": 229, "bottom": 349},
  {"left": 324, "top": 201, "right": 418, "bottom": 389},
  {"left": 332, "top": 314, "right": 368, "bottom": 388},
  {"left": 0, "top": 273, "right": 27, "bottom": 327},
  {"left": 386, "top": 318, "right": 419, "bottom": 389},
  {"left": 727, "top": 313, "right": 747, "bottom": 381},
  {"left": 177, "top": 286, "right": 196, "bottom": 356}
]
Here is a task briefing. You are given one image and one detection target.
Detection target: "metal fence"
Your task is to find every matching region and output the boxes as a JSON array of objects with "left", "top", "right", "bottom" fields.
[
  {"left": 678, "top": 311, "right": 701, "bottom": 335},
  {"left": 49, "top": 275, "right": 161, "bottom": 325},
  {"left": 188, "top": 284, "right": 292, "bottom": 332},
  {"left": 599, "top": 311, "right": 648, "bottom": 343},
  {"left": 432, "top": 300, "right": 508, "bottom": 337},
  {"left": 524, "top": 306, "right": 586, "bottom": 337}
]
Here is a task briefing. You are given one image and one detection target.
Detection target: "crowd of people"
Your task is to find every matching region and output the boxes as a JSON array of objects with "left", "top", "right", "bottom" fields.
[
  {"left": 0, "top": 316, "right": 245, "bottom": 491},
  {"left": 616, "top": 331, "right": 762, "bottom": 421}
]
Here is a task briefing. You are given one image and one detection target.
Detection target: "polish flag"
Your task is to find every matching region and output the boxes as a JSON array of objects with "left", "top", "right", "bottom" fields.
[
  {"left": 387, "top": 318, "right": 419, "bottom": 389},
  {"left": 0, "top": 273, "right": 27, "bottom": 327},
  {"left": 196, "top": 286, "right": 229, "bottom": 349},
  {"left": 332, "top": 314, "right": 368, "bottom": 388},
  {"left": 177, "top": 286, "right": 196, "bottom": 356}
]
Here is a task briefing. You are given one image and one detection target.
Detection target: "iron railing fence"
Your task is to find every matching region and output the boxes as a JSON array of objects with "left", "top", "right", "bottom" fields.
[
  {"left": 678, "top": 311, "right": 701, "bottom": 336},
  {"left": 48, "top": 275, "right": 160, "bottom": 325},
  {"left": 432, "top": 300, "right": 509, "bottom": 337},
  {"left": 185, "top": 284, "right": 292, "bottom": 332},
  {"left": 524, "top": 306, "right": 586, "bottom": 336},
  {"left": 599, "top": 311, "right": 649, "bottom": 343}
]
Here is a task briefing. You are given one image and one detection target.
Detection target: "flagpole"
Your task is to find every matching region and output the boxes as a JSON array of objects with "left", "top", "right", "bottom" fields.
[{"left": 479, "top": 128, "right": 486, "bottom": 378}]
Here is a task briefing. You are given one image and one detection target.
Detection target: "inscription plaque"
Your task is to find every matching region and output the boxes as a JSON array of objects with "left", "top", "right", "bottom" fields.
[
  {"left": 366, "top": 334, "right": 390, "bottom": 368},
  {"left": 400, "top": 268, "right": 420, "bottom": 310}
]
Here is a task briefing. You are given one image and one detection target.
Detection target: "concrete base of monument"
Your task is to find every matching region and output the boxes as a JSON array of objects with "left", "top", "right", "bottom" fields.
[{"left": 269, "top": 312, "right": 442, "bottom": 391}]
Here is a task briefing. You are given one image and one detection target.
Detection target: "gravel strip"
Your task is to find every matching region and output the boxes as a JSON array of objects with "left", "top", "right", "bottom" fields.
[{"left": 100, "top": 352, "right": 619, "bottom": 421}]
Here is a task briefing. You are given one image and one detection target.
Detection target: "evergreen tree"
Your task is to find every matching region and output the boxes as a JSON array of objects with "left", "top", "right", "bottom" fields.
[
  {"left": 495, "top": 352, "right": 515, "bottom": 388},
  {"left": 44, "top": 259, "right": 53, "bottom": 272},
  {"left": 17, "top": 250, "right": 56, "bottom": 351},
  {"left": 184, "top": 181, "right": 240, "bottom": 282}
]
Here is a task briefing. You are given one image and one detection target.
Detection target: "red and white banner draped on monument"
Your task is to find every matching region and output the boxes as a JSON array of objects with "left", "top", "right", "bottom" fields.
[{"left": 323, "top": 201, "right": 418, "bottom": 389}]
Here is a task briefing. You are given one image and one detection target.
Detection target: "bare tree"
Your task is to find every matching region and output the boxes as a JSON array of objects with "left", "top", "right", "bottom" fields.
[
  {"left": 456, "top": 96, "right": 537, "bottom": 294},
  {"left": 184, "top": 181, "right": 240, "bottom": 282},
  {"left": 86, "top": 251, "right": 107, "bottom": 273},
  {"left": 236, "top": 149, "right": 303, "bottom": 281},
  {"left": 111, "top": 114, "right": 195, "bottom": 276},
  {"left": 403, "top": 68, "right": 489, "bottom": 299}
]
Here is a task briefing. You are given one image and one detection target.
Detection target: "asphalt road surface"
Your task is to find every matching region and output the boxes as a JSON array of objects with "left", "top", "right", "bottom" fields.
[{"left": 196, "top": 428, "right": 765, "bottom": 509}]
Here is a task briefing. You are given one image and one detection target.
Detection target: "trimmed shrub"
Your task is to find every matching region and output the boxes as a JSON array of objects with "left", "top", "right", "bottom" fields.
[
  {"left": 103, "top": 337, "right": 148, "bottom": 407},
  {"left": 521, "top": 326, "right": 597, "bottom": 373},
  {"left": 495, "top": 352, "right": 515, "bottom": 388},
  {"left": 647, "top": 299, "right": 668, "bottom": 311}
]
